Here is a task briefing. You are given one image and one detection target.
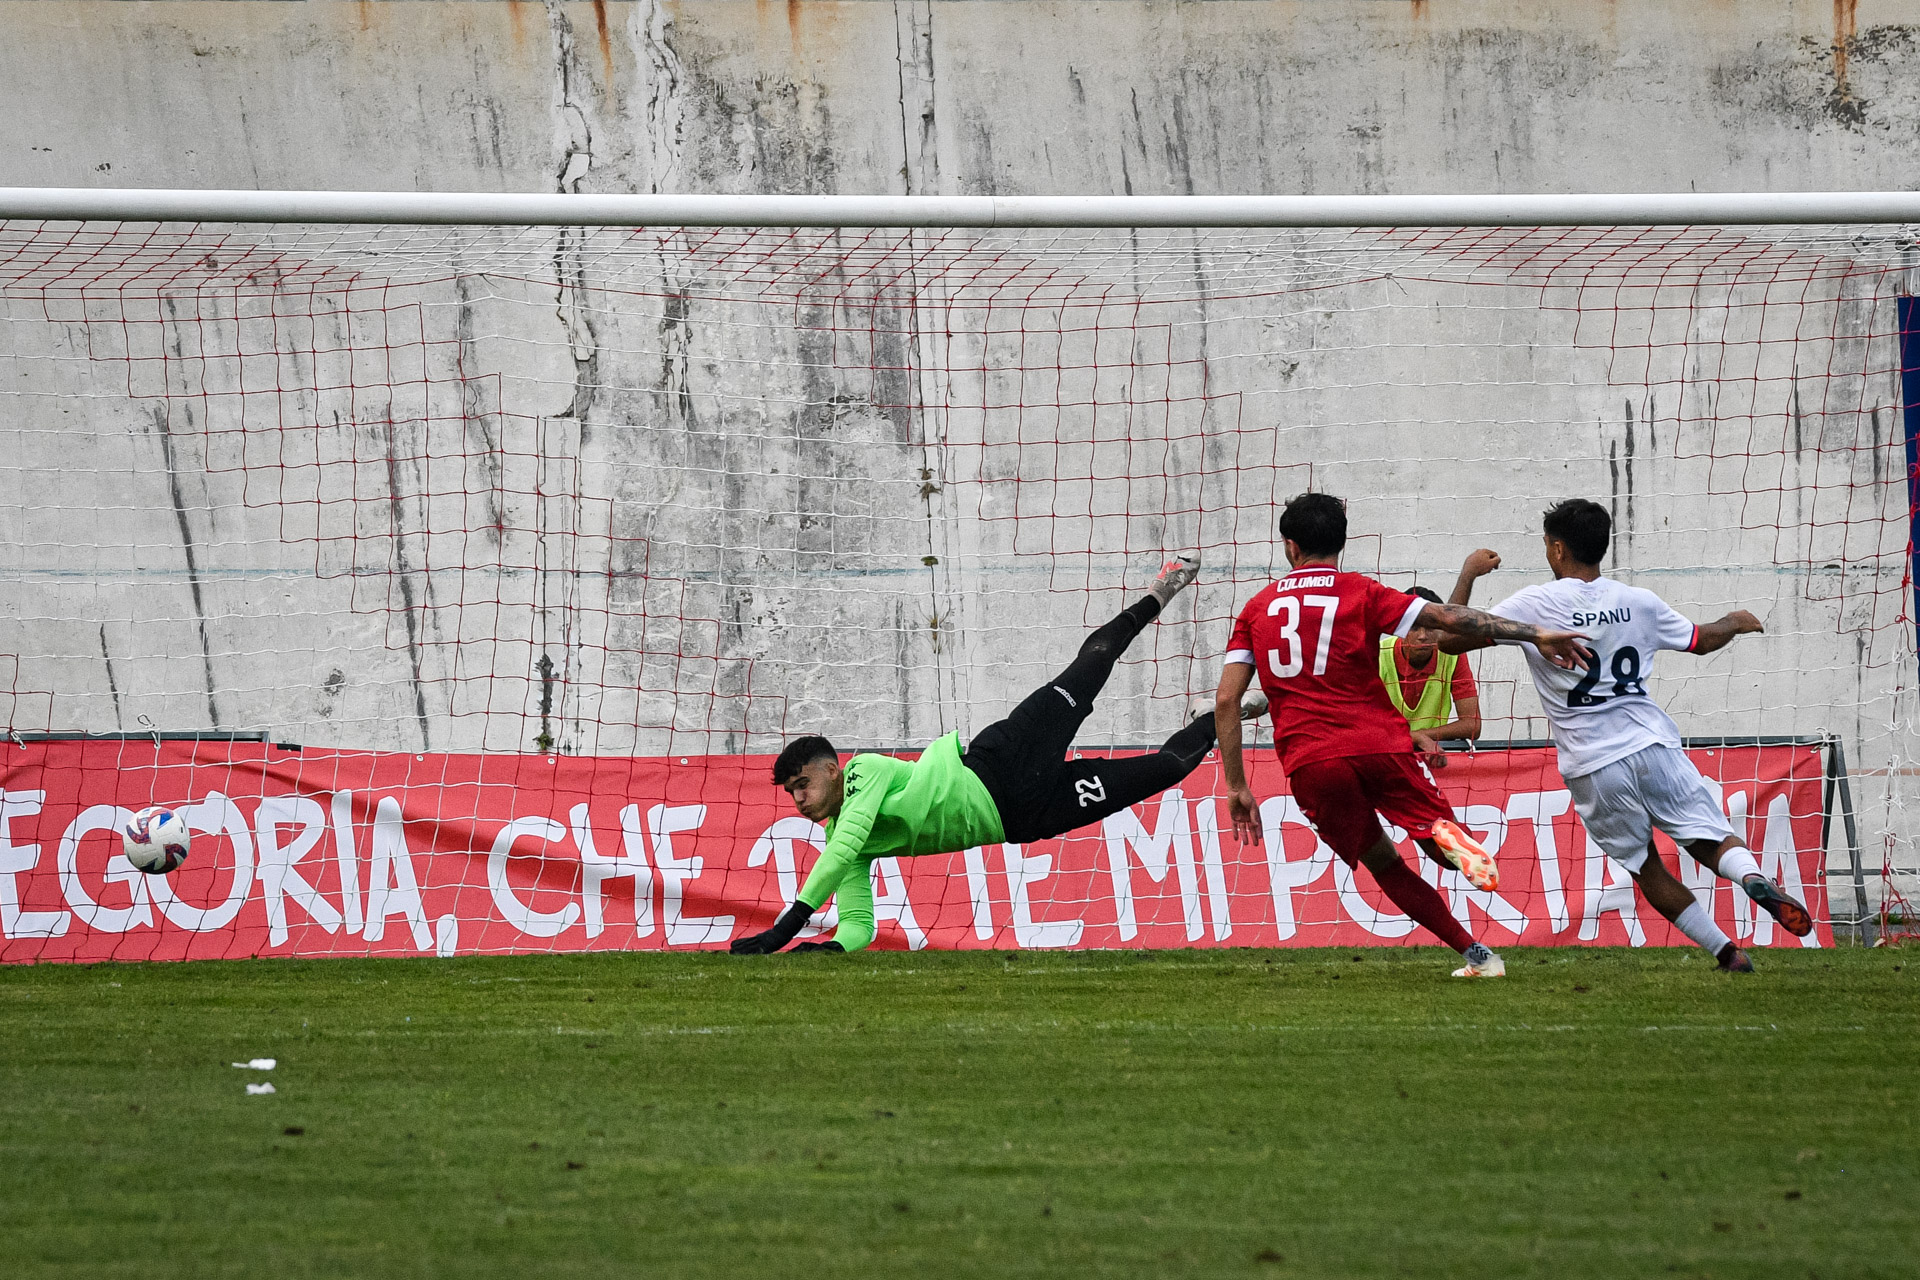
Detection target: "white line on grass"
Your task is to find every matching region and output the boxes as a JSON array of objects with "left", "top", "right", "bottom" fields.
[{"left": 927, "top": 1020, "right": 1884, "bottom": 1035}]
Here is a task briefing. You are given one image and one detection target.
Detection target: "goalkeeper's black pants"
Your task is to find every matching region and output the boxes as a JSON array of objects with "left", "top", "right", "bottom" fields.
[{"left": 962, "top": 596, "right": 1217, "bottom": 844}]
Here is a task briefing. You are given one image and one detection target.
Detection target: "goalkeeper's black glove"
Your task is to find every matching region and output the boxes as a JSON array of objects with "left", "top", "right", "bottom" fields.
[
  {"left": 790, "top": 941, "right": 844, "bottom": 954},
  {"left": 728, "top": 900, "right": 815, "bottom": 955}
]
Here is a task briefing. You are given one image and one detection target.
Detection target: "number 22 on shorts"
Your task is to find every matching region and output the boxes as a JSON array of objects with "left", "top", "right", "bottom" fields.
[{"left": 1265, "top": 594, "right": 1340, "bottom": 679}]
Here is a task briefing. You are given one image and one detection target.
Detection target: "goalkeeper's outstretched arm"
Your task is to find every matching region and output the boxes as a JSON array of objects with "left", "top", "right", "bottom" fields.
[
  {"left": 730, "top": 898, "right": 817, "bottom": 954},
  {"left": 733, "top": 745, "right": 884, "bottom": 955},
  {"left": 728, "top": 853, "right": 877, "bottom": 954}
]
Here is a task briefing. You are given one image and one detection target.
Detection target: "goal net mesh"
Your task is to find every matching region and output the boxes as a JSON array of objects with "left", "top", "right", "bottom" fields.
[{"left": 1, "top": 218, "right": 1914, "bottom": 957}]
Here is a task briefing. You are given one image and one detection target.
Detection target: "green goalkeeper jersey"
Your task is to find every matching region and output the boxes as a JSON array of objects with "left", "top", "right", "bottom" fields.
[{"left": 796, "top": 732, "right": 1005, "bottom": 952}]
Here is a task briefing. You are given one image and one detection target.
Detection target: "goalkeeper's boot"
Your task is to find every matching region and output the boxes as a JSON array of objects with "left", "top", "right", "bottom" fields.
[
  {"left": 1716, "top": 942, "right": 1755, "bottom": 973},
  {"left": 1430, "top": 818, "right": 1499, "bottom": 892},
  {"left": 1742, "top": 875, "right": 1813, "bottom": 938},
  {"left": 1149, "top": 554, "right": 1201, "bottom": 608},
  {"left": 1451, "top": 942, "right": 1506, "bottom": 978}
]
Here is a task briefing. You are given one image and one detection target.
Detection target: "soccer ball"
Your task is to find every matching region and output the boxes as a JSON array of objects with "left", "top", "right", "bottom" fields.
[{"left": 122, "top": 805, "right": 190, "bottom": 874}]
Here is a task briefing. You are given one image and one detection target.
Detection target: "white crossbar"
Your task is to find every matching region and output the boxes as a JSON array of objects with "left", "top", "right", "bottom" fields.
[{"left": 1, "top": 187, "right": 1919, "bottom": 228}]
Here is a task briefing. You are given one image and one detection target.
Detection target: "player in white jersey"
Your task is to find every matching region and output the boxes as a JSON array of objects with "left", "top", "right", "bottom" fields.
[{"left": 1451, "top": 499, "right": 1812, "bottom": 972}]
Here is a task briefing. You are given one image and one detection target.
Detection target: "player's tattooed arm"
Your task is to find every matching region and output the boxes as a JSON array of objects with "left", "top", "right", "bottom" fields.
[
  {"left": 1691, "top": 609, "right": 1764, "bottom": 655},
  {"left": 1421, "top": 603, "right": 1539, "bottom": 647},
  {"left": 1419, "top": 603, "right": 1592, "bottom": 669}
]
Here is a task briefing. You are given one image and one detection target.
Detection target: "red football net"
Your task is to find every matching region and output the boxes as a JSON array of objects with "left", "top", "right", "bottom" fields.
[{"left": 0, "top": 220, "right": 1912, "bottom": 960}]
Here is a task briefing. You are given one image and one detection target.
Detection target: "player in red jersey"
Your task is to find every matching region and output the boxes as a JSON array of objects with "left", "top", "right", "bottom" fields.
[{"left": 1214, "top": 493, "right": 1590, "bottom": 977}]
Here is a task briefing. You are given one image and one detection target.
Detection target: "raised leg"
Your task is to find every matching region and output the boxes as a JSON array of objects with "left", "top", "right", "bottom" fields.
[
  {"left": 1011, "top": 713, "right": 1217, "bottom": 841},
  {"left": 963, "top": 557, "right": 1201, "bottom": 841}
]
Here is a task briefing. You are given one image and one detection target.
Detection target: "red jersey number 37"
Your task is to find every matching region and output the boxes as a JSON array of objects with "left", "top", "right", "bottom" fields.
[{"left": 1266, "top": 594, "right": 1341, "bottom": 678}]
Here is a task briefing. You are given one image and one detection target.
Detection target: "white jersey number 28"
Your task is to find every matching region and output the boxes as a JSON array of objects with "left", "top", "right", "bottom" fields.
[
  {"left": 1265, "top": 594, "right": 1340, "bottom": 679},
  {"left": 1567, "top": 645, "right": 1647, "bottom": 707}
]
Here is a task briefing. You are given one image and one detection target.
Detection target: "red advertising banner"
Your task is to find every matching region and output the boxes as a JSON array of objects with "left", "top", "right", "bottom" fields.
[{"left": 0, "top": 740, "right": 1831, "bottom": 964}]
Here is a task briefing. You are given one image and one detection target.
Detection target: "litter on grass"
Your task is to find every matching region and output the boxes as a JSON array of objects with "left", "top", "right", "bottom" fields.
[
  {"left": 246, "top": 1083, "right": 276, "bottom": 1096},
  {"left": 232, "top": 1058, "right": 276, "bottom": 1070}
]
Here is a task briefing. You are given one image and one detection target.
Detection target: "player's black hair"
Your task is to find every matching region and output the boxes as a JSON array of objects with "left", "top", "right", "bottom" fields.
[
  {"left": 772, "top": 735, "right": 838, "bottom": 786},
  {"left": 1278, "top": 492, "right": 1347, "bottom": 556},
  {"left": 1409, "top": 586, "right": 1443, "bottom": 605},
  {"left": 1542, "top": 498, "right": 1610, "bottom": 567}
]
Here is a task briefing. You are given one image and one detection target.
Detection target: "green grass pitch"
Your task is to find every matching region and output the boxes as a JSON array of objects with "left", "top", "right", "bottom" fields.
[{"left": 2, "top": 947, "right": 1913, "bottom": 1278}]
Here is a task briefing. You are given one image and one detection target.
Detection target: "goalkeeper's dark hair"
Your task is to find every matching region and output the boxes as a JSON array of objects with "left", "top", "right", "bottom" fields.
[
  {"left": 1542, "top": 498, "right": 1610, "bottom": 567},
  {"left": 772, "top": 735, "right": 839, "bottom": 786},
  {"left": 1278, "top": 492, "right": 1347, "bottom": 556},
  {"left": 1409, "top": 586, "right": 1442, "bottom": 605}
]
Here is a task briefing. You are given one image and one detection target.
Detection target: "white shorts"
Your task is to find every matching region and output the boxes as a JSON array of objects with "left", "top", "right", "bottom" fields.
[{"left": 1567, "top": 744, "right": 1735, "bottom": 873}]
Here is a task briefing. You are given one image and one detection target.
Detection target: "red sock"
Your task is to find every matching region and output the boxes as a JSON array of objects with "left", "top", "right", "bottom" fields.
[{"left": 1369, "top": 856, "right": 1474, "bottom": 953}]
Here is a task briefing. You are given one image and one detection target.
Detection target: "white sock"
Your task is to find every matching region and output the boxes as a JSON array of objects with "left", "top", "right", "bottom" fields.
[
  {"left": 1716, "top": 846, "right": 1762, "bottom": 884},
  {"left": 1673, "top": 901, "right": 1733, "bottom": 956}
]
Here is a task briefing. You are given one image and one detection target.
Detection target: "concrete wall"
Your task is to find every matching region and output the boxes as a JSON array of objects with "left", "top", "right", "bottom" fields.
[
  {"left": 1, "top": 2, "right": 1916, "bottom": 868},
  {"left": 5, "top": 3, "right": 1920, "bottom": 198}
]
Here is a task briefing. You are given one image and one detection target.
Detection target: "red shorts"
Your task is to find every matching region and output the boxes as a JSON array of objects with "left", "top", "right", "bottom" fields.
[{"left": 1287, "top": 752, "right": 1454, "bottom": 865}]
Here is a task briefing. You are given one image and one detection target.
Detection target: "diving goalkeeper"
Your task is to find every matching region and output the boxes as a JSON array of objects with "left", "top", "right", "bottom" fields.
[{"left": 730, "top": 557, "right": 1260, "bottom": 954}]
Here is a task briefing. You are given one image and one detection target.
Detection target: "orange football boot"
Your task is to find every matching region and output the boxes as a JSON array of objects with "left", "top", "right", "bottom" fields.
[{"left": 1429, "top": 818, "right": 1499, "bottom": 892}]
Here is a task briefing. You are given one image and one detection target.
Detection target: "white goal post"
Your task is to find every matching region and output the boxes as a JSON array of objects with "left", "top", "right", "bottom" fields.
[{"left": 5, "top": 187, "right": 1920, "bottom": 226}]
